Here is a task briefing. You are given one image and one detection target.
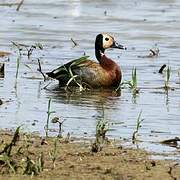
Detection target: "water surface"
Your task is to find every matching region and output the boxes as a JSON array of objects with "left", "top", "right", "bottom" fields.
[{"left": 0, "top": 0, "right": 180, "bottom": 160}]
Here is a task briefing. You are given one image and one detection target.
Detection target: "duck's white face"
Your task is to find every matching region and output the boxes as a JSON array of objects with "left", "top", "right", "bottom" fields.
[{"left": 102, "top": 33, "right": 114, "bottom": 49}]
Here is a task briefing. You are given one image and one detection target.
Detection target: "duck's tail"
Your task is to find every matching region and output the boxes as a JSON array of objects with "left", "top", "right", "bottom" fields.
[{"left": 46, "top": 66, "right": 67, "bottom": 79}]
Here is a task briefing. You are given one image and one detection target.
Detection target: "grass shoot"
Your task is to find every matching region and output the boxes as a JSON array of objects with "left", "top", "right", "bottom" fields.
[
  {"left": 117, "top": 67, "right": 139, "bottom": 96},
  {"left": 49, "top": 138, "right": 58, "bottom": 169},
  {"left": 132, "top": 111, "right": 143, "bottom": 144},
  {"left": 45, "top": 98, "right": 55, "bottom": 137}
]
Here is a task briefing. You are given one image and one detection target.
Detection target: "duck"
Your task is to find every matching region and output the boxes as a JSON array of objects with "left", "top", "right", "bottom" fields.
[{"left": 46, "top": 33, "right": 126, "bottom": 88}]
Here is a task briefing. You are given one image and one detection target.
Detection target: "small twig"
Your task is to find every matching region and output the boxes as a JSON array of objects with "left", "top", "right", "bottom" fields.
[
  {"left": 37, "top": 59, "right": 47, "bottom": 81},
  {"left": 41, "top": 81, "right": 53, "bottom": 90},
  {"left": 71, "top": 38, "right": 78, "bottom": 47},
  {"left": 16, "top": 0, "right": 24, "bottom": 11},
  {"left": 12, "top": 41, "right": 29, "bottom": 48}
]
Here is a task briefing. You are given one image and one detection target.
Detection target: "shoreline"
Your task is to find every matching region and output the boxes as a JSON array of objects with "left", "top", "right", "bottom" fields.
[{"left": 0, "top": 129, "right": 179, "bottom": 179}]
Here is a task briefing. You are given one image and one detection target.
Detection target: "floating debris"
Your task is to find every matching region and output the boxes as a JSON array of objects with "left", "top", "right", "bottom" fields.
[
  {"left": 138, "top": 48, "right": 159, "bottom": 58},
  {"left": 0, "top": 99, "right": 3, "bottom": 105},
  {"left": 161, "top": 137, "right": 180, "bottom": 148},
  {"left": 0, "top": 63, "right": 4, "bottom": 78},
  {"left": 159, "top": 64, "right": 166, "bottom": 74},
  {"left": 16, "top": 0, "right": 24, "bottom": 11},
  {"left": 0, "top": 51, "right": 11, "bottom": 57},
  {"left": 0, "top": 3, "right": 18, "bottom": 7},
  {"left": 71, "top": 38, "right": 78, "bottom": 47}
]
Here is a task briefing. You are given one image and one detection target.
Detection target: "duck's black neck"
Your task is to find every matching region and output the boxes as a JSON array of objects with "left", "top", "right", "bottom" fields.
[
  {"left": 95, "top": 34, "right": 105, "bottom": 62},
  {"left": 95, "top": 47, "right": 105, "bottom": 62}
]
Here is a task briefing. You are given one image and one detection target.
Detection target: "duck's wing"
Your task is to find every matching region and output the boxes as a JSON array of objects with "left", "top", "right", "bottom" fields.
[
  {"left": 46, "top": 56, "right": 89, "bottom": 78},
  {"left": 46, "top": 56, "right": 94, "bottom": 86}
]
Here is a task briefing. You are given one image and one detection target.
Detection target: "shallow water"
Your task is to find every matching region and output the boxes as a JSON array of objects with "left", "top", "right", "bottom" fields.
[{"left": 0, "top": 0, "right": 180, "bottom": 159}]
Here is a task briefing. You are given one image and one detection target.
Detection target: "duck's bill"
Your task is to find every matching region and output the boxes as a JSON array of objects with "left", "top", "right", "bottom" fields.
[{"left": 111, "top": 41, "right": 127, "bottom": 50}]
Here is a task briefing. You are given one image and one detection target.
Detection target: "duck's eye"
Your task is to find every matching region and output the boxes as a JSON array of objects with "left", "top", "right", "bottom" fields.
[{"left": 105, "top": 37, "right": 109, "bottom": 41}]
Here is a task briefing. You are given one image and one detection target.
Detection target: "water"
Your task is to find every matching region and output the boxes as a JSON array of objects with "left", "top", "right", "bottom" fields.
[{"left": 0, "top": 0, "right": 180, "bottom": 159}]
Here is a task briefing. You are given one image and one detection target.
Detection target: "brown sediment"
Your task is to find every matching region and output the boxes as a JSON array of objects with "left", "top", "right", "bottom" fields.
[{"left": 0, "top": 130, "right": 179, "bottom": 180}]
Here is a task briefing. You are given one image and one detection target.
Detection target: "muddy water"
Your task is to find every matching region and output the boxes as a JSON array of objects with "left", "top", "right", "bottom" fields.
[{"left": 0, "top": 0, "right": 180, "bottom": 160}]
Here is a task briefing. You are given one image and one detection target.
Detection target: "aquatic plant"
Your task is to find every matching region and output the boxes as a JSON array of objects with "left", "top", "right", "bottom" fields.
[
  {"left": 132, "top": 111, "right": 143, "bottom": 144},
  {"left": 12, "top": 41, "right": 43, "bottom": 88},
  {"left": 45, "top": 98, "right": 55, "bottom": 137},
  {"left": 117, "top": 67, "right": 139, "bottom": 96},
  {"left": 26, "top": 43, "right": 43, "bottom": 59},
  {"left": 51, "top": 117, "right": 65, "bottom": 138},
  {"left": 15, "top": 57, "right": 20, "bottom": 79},
  {"left": 64, "top": 56, "right": 91, "bottom": 92},
  {"left": 130, "top": 67, "right": 137, "bottom": 90},
  {"left": 37, "top": 58, "right": 48, "bottom": 81},
  {"left": 91, "top": 107, "right": 109, "bottom": 152},
  {"left": 12, "top": 41, "right": 23, "bottom": 57},
  {"left": 164, "top": 65, "right": 171, "bottom": 91},
  {"left": 178, "top": 68, "right": 180, "bottom": 82},
  {"left": 12, "top": 41, "right": 43, "bottom": 59},
  {"left": 65, "top": 66, "right": 84, "bottom": 92}
]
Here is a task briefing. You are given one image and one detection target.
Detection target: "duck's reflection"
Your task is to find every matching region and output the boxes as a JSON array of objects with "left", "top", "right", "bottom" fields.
[
  {"left": 45, "top": 84, "right": 121, "bottom": 109},
  {"left": 45, "top": 84, "right": 121, "bottom": 136}
]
